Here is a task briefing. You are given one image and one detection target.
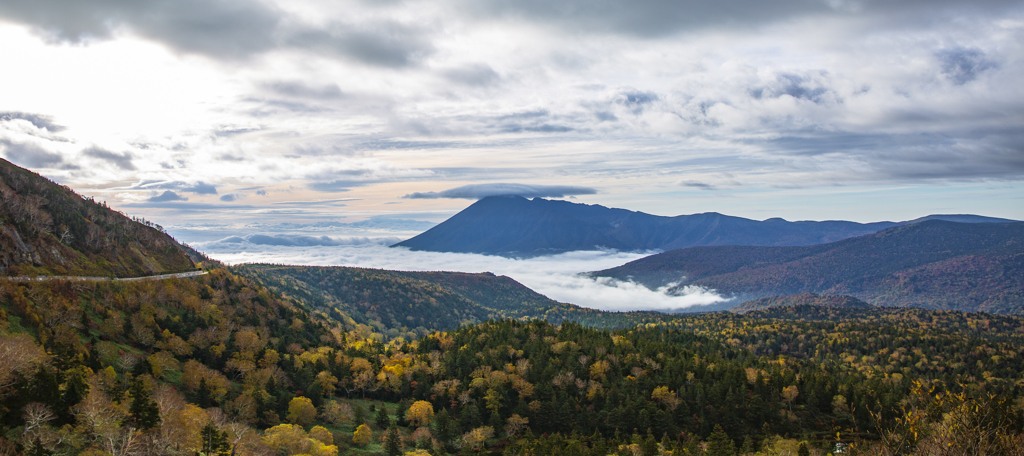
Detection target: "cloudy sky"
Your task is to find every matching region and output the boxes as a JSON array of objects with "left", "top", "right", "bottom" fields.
[{"left": 1, "top": 0, "right": 1023, "bottom": 240}]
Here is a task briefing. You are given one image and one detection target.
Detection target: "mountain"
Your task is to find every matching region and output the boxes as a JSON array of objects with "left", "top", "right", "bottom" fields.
[
  {"left": 728, "top": 292, "right": 872, "bottom": 314},
  {"left": 0, "top": 158, "right": 195, "bottom": 277},
  {"left": 230, "top": 264, "right": 623, "bottom": 337},
  {"left": 592, "top": 220, "right": 1024, "bottom": 314},
  {"left": 392, "top": 195, "right": 1013, "bottom": 256}
]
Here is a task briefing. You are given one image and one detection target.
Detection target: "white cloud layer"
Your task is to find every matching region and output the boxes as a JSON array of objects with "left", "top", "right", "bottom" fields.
[{"left": 195, "top": 238, "right": 728, "bottom": 312}]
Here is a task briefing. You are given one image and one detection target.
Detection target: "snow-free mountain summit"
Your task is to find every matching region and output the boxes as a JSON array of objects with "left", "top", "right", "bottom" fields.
[{"left": 392, "top": 195, "right": 1014, "bottom": 256}]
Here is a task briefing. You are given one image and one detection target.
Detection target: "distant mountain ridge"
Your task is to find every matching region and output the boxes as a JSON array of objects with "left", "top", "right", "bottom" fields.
[
  {"left": 729, "top": 293, "right": 872, "bottom": 314},
  {"left": 392, "top": 195, "right": 1014, "bottom": 256},
  {"left": 230, "top": 264, "right": 627, "bottom": 337},
  {"left": 592, "top": 220, "right": 1024, "bottom": 314},
  {"left": 0, "top": 158, "right": 195, "bottom": 277}
]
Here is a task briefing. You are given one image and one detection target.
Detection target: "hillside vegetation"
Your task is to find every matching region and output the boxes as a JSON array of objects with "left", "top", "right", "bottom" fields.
[
  {"left": 729, "top": 293, "right": 871, "bottom": 313},
  {"left": 593, "top": 220, "right": 1024, "bottom": 314},
  {"left": 230, "top": 264, "right": 684, "bottom": 341},
  {"left": 5, "top": 276, "right": 1024, "bottom": 455},
  {"left": 0, "top": 158, "right": 195, "bottom": 277}
]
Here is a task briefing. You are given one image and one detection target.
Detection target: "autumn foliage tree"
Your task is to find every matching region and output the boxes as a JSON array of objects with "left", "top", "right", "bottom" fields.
[
  {"left": 406, "top": 400, "right": 434, "bottom": 427},
  {"left": 352, "top": 424, "right": 372, "bottom": 446}
]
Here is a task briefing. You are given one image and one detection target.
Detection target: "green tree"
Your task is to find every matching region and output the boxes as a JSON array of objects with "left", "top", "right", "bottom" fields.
[
  {"left": 354, "top": 404, "right": 367, "bottom": 426},
  {"left": 385, "top": 426, "right": 403, "bottom": 456},
  {"left": 126, "top": 378, "right": 160, "bottom": 429},
  {"left": 706, "top": 425, "right": 735, "bottom": 456},
  {"left": 376, "top": 403, "right": 392, "bottom": 429},
  {"left": 434, "top": 408, "right": 456, "bottom": 452},
  {"left": 200, "top": 421, "right": 231, "bottom": 456}
]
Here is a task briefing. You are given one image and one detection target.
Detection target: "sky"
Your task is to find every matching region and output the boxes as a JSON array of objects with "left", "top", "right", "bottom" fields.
[{"left": 0, "top": 0, "right": 1021, "bottom": 232}]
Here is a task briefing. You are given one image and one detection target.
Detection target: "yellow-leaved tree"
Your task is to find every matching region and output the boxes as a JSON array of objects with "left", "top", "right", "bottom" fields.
[
  {"left": 287, "top": 397, "right": 317, "bottom": 427},
  {"left": 352, "top": 424, "right": 372, "bottom": 446},
  {"left": 406, "top": 400, "right": 435, "bottom": 427}
]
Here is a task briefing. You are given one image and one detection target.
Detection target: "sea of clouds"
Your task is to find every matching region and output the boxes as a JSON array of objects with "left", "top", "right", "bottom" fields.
[{"left": 193, "top": 235, "right": 728, "bottom": 312}]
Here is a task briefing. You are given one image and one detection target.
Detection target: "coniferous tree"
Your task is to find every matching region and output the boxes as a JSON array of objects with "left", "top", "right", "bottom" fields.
[
  {"left": 706, "top": 425, "right": 735, "bottom": 456},
  {"left": 200, "top": 422, "right": 231, "bottom": 456},
  {"left": 354, "top": 404, "right": 367, "bottom": 426},
  {"left": 741, "top": 435, "right": 755, "bottom": 454},
  {"left": 126, "top": 378, "right": 160, "bottom": 429},
  {"left": 385, "top": 426, "right": 403, "bottom": 456},
  {"left": 376, "top": 403, "right": 392, "bottom": 429},
  {"left": 434, "top": 409, "right": 455, "bottom": 452}
]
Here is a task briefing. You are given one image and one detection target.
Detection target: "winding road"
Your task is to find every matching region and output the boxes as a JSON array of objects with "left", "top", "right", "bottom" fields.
[{"left": 2, "top": 270, "right": 208, "bottom": 282}]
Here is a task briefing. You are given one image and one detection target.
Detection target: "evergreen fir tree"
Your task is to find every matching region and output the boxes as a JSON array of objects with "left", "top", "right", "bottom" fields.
[
  {"left": 201, "top": 421, "right": 231, "bottom": 455},
  {"left": 741, "top": 435, "right": 756, "bottom": 455},
  {"left": 197, "top": 377, "right": 211, "bottom": 408},
  {"left": 641, "top": 431, "right": 659, "bottom": 456},
  {"left": 126, "top": 378, "right": 160, "bottom": 429},
  {"left": 706, "top": 425, "right": 736, "bottom": 456},
  {"left": 385, "top": 426, "right": 403, "bottom": 456},
  {"left": 434, "top": 408, "right": 455, "bottom": 452},
  {"left": 354, "top": 404, "right": 367, "bottom": 426},
  {"left": 376, "top": 403, "right": 392, "bottom": 429}
]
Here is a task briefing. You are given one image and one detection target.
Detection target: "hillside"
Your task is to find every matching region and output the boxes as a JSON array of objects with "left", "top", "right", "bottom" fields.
[
  {"left": 593, "top": 220, "right": 1024, "bottom": 313},
  {"left": 0, "top": 158, "right": 195, "bottom": 277},
  {"left": 729, "top": 293, "right": 872, "bottom": 313},
  {"left": 7, "top": 271, "right": 1024, "bottom": 455},
  {"left": 229, "top": 264, "right": 675, "bottom": 339},
  {"left": 392, "top": 195, "right": 1013, "bottom": 256}
]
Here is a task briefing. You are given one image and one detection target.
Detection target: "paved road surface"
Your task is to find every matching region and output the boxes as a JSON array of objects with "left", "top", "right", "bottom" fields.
[{"left": 2, "top": 270, "right": 208, "bottom": 282}]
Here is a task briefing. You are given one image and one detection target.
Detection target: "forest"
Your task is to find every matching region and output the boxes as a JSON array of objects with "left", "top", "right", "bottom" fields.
[{"left": 3, "top": 268, "right": 1024, "bottom": 455}]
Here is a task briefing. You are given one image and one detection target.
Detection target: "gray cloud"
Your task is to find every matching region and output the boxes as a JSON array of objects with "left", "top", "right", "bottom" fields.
[
  {"left": 83, "top": 146, "right": 135, "bottom": 170},
  {"left": 749, "top": 73, "right": 831, "bottom": 103},
  {"left": 287, "top": 22, "right": 433, "bottom": 68},
  {"left": 149, "top": 190, "right": 187, "bottom": 202},
  {"left": 403, "top": 183, "right": 598, "bottom": 199},
  {"left": 0, "top": 139, "right": 78, "bottom": 169},
  {"left": 219, "top": 193, "right": 243, "bottom": 202},
  {"left": 0, "top": 0, "right": 432, "bottom": 65},
  {"left": 0, "top": 112, "right": 65, "bottom": 132},
  {"left": 937, "top": 48, "right": 996, "bottom": 85},
  {"left": 0, "top": 0, "right": 280, "bottom": 59},
  {"left": 264, "top": 81, "right": 344, "bottom": 99},
  {"left": 680, "top": 180, "right": 716, "bottom": 191},
  {"left": 458, "top": 0, "right": 1021, "bottom": 37},
  {"left": 442, "top": 64, "right": 501, "bottom": 87},
  {"left": 134, "top": 180, "right": 218, "bottom": 194}
]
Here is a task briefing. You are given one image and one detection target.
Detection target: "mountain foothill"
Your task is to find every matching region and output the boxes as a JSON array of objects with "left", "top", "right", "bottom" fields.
[{"left": 3, "top": 157, "right": 1024, "bottom": 455}]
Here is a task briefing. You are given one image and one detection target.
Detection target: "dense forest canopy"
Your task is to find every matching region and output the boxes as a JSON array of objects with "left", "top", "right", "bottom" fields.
[{"left": 3, "top": 270, "right": 1024, "bottom": 455}]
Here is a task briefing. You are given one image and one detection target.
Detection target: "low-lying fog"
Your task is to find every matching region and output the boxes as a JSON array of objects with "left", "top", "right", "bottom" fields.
[{"left": 192, "top": 234, "right": 727, "bottom": 312}]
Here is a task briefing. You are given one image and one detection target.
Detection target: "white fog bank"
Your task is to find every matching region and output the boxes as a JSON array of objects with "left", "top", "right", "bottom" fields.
[{"left": 194, "top": 237, "right": 728, "bottom": 312}]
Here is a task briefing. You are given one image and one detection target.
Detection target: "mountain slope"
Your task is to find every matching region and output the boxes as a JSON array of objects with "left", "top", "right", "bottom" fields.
[
  {"left": 729, "top": 293, "right": 872, "bottom": 313},
  {"left": 592, "top": 220, "right": 1024, "bottom": 313},
  {"left": 392, "top": 195, "right": 1012, "bottom": 256},
  {"left": 0, "top": 158, "right": 195, "bottom": 277}
]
